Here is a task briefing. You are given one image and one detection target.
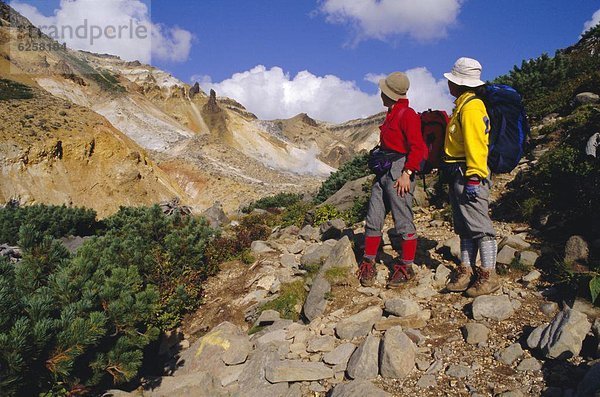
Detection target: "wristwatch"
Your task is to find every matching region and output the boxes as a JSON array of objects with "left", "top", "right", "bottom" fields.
[{"left": 403, "top": 169, "right": 413, "bottom": 176}]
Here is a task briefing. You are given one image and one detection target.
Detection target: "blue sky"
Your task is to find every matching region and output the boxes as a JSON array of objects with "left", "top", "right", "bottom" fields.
[{"left": 10, "top": 0, "right": 600, "bottom": 123}]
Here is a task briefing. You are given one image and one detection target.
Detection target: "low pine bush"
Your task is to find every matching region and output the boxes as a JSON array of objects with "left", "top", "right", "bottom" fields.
[
  {"left": 0, "top": 204, "right": 97, "bottom": 245},
  {"left": 0, "top": 204, "right": 228, "bottom": 395},
  {"left": 242, "top": 193, "right": 302, "bottom": 213},
  {"left": 313, "top": 153, "right": 369, "bottom": 204}
]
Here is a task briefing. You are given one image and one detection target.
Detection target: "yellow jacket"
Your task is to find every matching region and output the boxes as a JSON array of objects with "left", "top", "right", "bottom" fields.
[{"left": 444, "top": 91, "right": 490, "bottom": 179}]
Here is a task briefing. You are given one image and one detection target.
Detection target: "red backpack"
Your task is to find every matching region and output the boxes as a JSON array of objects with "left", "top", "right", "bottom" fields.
[{"left": 419, "top": 109, "right": 449, "bottom": 174}]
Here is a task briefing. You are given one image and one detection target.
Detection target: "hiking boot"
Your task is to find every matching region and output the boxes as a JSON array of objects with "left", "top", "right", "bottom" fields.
[
  {"left": 386, "top": 263, "right": 414, "bottom": 289},
  {"left": 466, "top": 267, "right": 501, "bottom": 297},
  {"left": 446, "top": 264, "right": 474, "bottom": 292},
  {"left": 357, "top": 258, "right": 377, "bottom": 287}
]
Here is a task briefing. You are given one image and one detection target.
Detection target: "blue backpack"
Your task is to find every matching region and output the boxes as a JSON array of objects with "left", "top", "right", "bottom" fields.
[{"left": 482, "top": 84, "right": 530, "bottom": 174}]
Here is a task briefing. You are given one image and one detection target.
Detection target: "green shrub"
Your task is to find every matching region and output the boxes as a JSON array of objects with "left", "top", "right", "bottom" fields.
[
  {"left": 280, "top": 201, "right": 312, "bottom": 228},
  {"left": 0, "top": 79, "right": 34, "bottom": 100},
  {"left": 497, "top": 106, "right": 600, "bottom": 236},
  {"left": 0, "top": 232, "right": 159, "bottom": 396},
  {"left": 100, "top": 206, "right": 217, "bottom": 330},
  {"left": 313, "top": 204, "right": 343, "bottom": 226},
  {"left": 0, "top": 205, "right": 226, "bottom": 395},
  {"left": 258, "top": 280, "right": 306, "bottom": 321},
  {"left": 313, "top": 153, "right": 370, "bottom": 204},
  {"left": 493, "top": 26, "right": 600, "bottom": 119},
  {"left": 590, "top": 275, "right": 600, "bottom": 303},
  {"left": 204, "top": 212, "right": 274, "bottom": 267},
  {"left": 520, "top": 197, "right": 542, "bottom": 220},
  {"left": 0, "top": 204, "right": 98, "bottom": 245},
  {"left": 242, "top": 193, "right": 302, "bottom": 213},
  {"left": 60, "top": 53, "right": 125, "bottom": 94}
]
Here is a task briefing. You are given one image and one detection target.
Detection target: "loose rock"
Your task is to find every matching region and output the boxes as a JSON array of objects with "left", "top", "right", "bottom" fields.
[
  {"left": 564, "top": 235, "right": 589, "bottom": 265},
  {"left": 384, "top": 298, "right": 420, "bottom": 317},
  {"left": 329, "top": 380, "right": 392, "bottom": 397},
  {"left": 536, "top": 307, "right": 592, "bottom": 359},
  {"left": 346, "top": 335, "right": 380, "bottom": 380},
  {"left": 335, "top": 306, "right": 383, "bottom": 340},
  {"left": 516, "top": 357, "right": 542, "bottom": 372},
  {"left": 496, "top": 343, "right": 524, "bottom": 365},
  {"left": 461, "top": 322, "right": 490, "bottom": 345},
  {"left": 265, "top": 360, "right": 333, "bottom": 383},
  {"left": 472, "top": 295, "right": 515, "bottom": 321},
  {"left": 379, "top": 326, "right": 416, "bottom": 379},
  {"left": 323, "top": 343, "right": 356, "bottom": 366}
]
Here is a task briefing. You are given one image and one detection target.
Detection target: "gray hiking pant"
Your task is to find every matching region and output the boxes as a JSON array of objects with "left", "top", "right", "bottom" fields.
[
  {"left": 365, "top": 157, "right": 417, "bottom": 241},
  {"left": 449, "top": 172, "right": 496, "bottom": 239}
]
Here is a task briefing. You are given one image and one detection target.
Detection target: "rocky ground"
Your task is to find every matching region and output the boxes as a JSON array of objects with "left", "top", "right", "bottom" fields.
[{"left": 103, "top": 165, "right": 600, "bottom": 397}]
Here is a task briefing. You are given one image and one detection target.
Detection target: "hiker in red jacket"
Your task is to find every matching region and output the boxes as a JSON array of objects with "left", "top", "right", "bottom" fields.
[{"left": 358, "top": 72, "right": 428, "bottom": 288}]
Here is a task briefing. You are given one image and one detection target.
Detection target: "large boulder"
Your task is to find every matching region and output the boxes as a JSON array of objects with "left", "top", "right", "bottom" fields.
[
  {"left": 322, "top": 175, "right": 372, "bottom": 212},
  {"left": 322, "top": 236, "right": 357, "bottom": 270},
  {"left": 535, "top": 307, "right": 592, "bottom": 359},
  {"left": 564, "top": 235, "right": 589, "bottom": 265},
  {"left": 379, "top": 326, "right": 415, "bottom": 379},
  {"left": 575, "top": 92, "right": 600, "bottom": 106},
  {"left": 202, "top": 202, "right": 229, "bottom": 229},
  {"left": 175, "top": 321, "right": 251, "bottom": 376},
  {"left": 346, "top": 335, "right": 380, "bottom": 380}
]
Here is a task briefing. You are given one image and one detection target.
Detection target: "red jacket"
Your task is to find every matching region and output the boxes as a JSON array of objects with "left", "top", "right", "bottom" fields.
[{"left": 379, "top": 99, "right": 428, "bottom": 172}]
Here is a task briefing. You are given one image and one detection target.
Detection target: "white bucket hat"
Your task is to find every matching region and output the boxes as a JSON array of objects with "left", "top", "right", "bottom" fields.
[{"left": 444, "top": 57, "right": 485, "bottom": 87}]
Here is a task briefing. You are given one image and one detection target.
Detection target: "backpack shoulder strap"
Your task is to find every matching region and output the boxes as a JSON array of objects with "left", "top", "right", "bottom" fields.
[{"left": 456, "top": 94, "right": 481, "bottom": 118}]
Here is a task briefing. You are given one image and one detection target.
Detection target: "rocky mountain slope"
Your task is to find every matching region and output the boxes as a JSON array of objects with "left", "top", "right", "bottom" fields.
[
  {"left": 0, "top": 2, "right": 384, "bottom": 215},
  {"left": 0, "top": 64, "right": 185, "bottom": 216},
  {"left": 104, "top": 183, "right": 600, "bottom": 397}
]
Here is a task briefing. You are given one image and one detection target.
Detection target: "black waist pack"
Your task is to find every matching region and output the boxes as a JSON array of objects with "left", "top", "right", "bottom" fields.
[
  {"left": 439, "top": 162, "right": 465, "bottom": 184},
  {"left": 368, "top": 146, "right": 405, "bottom": 175}
]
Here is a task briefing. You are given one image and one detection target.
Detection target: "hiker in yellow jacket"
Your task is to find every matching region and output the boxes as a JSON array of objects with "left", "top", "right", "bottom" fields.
[{"left": 442, "top": 57, "right": 500, "bottom": 297}]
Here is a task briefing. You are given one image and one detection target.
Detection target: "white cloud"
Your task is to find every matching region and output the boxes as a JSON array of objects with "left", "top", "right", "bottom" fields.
[
  {"left": 404, "top": 67, "right": 454, "bottom": 114},
  {"left": 12, "top": 0, "right": 193, "bottom": 63},
  {"left": 582, "top": 9, "right": 600, "bottom": 35},
  {"left": 319, "top": 0, "right": 461, "bottom": 44},
  {"left": 198, "top": 65, "right": 453, "bottom": 123}
]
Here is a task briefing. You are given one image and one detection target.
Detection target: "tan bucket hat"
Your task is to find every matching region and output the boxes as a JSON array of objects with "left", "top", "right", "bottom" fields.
[
  {"left": 379, "top": 72, "right": 409, "bottom": 101},
  {"left": 444, "top": 57, "right": 485, "bottom": 87}
]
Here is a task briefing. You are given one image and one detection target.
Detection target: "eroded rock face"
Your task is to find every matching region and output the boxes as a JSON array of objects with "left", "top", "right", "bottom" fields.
[
  {"left": 203, "top": 89, "right": 222, "bottom": 114},
  {"left": 189, "top": 82, "right": 202, "bottom": 98}
]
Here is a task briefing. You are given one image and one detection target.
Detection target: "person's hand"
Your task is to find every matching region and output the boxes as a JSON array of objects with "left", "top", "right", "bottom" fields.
[
  {"left": 464, "top": 178, "right": 480, "bottom": 202},
  {"left": 394, "top": 172, "right": 411, "bottom": 197}
]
